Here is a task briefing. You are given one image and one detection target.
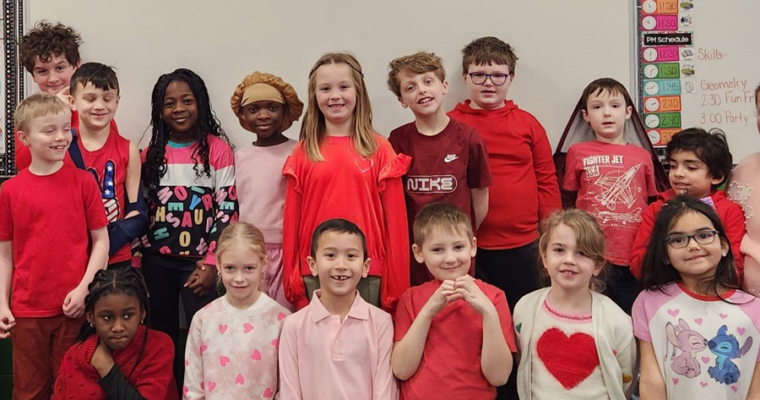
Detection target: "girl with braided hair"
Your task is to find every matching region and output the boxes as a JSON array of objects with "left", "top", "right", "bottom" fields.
[
  {"left": 138, "top": 68, "right": 238, "bottom": 390},
  {"left": 53, "top": 268, "right": 177, "bottom": 400}
]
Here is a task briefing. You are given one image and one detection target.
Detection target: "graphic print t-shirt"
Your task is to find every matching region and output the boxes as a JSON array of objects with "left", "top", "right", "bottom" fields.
[
  {"left": 633, "top": 283, "right": 760, "bottom": 400},
  {"left": 564, "top": 141, "right": 658, "bottom": 265}
]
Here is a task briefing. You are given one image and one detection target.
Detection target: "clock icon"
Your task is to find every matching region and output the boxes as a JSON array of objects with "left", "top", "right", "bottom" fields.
[
  {"left": 642, "top": 0, "right": 657, "bottom": 14},
  {"left": 645, "top": 98, "right": 660, "bottom": 112},
  {"left": 642, "top": 16, "right": 657, "bottom": 30},
  {"left": 647, "top": 130, "right": 661, "bottom": 144},
  {"left": 645, "top": 81, "right": 660, "bottom": 96},
  {"left": 643, "top": 48, "right": 658, "bottom": 62},
  {"left": 644, "top": 64, "right": 659, "bottom": 79},
  {"left": 645, "top": 114, "right": 661, "bottom": 128}
]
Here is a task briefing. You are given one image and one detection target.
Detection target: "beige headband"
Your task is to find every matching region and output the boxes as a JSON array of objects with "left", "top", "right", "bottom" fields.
[{"left": 241, "top": 83, "right": 284, "bottom": 108}]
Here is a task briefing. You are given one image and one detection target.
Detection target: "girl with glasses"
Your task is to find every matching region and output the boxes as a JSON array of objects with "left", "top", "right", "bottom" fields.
[{"left": 633, "top": 195, "right": 760, "bottom": 400}]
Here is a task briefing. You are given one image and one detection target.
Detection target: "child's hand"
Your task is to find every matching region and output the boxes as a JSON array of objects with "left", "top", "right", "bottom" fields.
[
  {"left": 0, "top": 306, "right": 15, "bottom": 339},
  {"left": 90, "top": 339, "right": 115, "bottom": 377},
  {"left": 55, "top": 86, "right": 72, "bottom": 108},
  {"left": 185, "top": 262, "right": 217, "bottom": 297},
  {"left": 62, "top": 284, "right": 88, "bottom": 318},
  {"left": 422, "top": 280, "right": 462, "bottom": 318},
  {"left": 455, "top": 275, "right": 496, "bottom": 317}
]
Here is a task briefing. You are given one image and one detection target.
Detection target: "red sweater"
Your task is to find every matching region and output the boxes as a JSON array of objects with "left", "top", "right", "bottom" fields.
[
  {"left": 53, "top": 326, "right": 178, "bottom": 400},
  {"left": 629, "top": 189, "right": 746, "bottom": 280},
  {"left": 449, "top": 100, "right": 561, "bottom": 249},
  {"left": 282, "top": 135, "right": 410, "bottom": 311}
]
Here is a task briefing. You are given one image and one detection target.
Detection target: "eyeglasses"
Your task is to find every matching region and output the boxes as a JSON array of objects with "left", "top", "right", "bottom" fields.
[
  {"left": 665, "top": 230, "right": 719, "bottom": 249},
  {"left": 467, "top": 72, "right": 510, "bottom": 86}
]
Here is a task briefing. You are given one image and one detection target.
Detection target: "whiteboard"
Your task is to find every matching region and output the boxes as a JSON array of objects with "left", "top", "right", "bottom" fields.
[
  {"left": 28, "top": 0, "right": 633, "bottom": 153},
  {"left": 637, "top": 0, "right": 760, "bottom": 162}
]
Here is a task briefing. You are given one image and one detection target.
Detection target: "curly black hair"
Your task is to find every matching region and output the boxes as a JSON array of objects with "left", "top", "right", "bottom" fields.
[
  {"left": 77, "top": 268, "right": 151, "bottom": 379},
  {"left": 142, "top": 68, "right": 227, "bottom": 202},
  {"left": 19, "top": 21, "right": 82, "bottom": 73}
]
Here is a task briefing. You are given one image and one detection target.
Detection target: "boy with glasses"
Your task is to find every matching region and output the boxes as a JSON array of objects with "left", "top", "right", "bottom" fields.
[
  {"left": 386, "top": 51, "right": 492, "bottom": 287},
  {"left": 448, "top": 36, "right": 560, "bottom": 400}
]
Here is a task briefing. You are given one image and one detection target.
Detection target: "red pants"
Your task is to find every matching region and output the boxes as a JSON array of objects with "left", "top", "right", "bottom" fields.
[{"left": 10, "top": 315, "right": 83, "bottom": 400}]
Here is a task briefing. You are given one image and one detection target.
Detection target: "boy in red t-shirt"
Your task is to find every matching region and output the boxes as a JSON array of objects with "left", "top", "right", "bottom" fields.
[
  {"left": 15, "top": 21, "right": 117, "bottom": 171},
  {"left": 448, "top": 37, "right": 561, "bottom": 315},
  {"left": 562, "top": 78, "right": 659, "bottom": 314},
  {"left": 387, "top": 51, "right": 491, "bottom": 286},
  {"left": 393, "top": 202, "right": 515, "bottom": 400},
  {"left": 0, "top": 93, "right": 109, "bottom": 399}
]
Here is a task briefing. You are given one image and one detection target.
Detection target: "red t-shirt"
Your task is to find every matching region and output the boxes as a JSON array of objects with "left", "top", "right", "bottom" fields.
[
  {"left": 563, "top": 141, "right": 658, "bottom": 265},
  {"left": 0, "top": 164, "right": 108, "bottom": 317},
  {"left": 80, "top": 127, "right": 132, "bottom": 263},
  {"left": 282, "top": 135, "right": 410, "bottom": 312},
  {"left": 389, "top": 119, "right": 491, "bottom": 285},
  {"left": 449, "top": 100, "right": 561, "bottom": 249},
  {"left": 394, "top": 279, "right": 517, "bottom": 400}
]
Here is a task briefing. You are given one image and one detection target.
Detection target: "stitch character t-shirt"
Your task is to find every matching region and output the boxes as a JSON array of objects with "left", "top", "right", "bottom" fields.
[{"left": 633, "top": 282, "right": 760, "bottom": 399}]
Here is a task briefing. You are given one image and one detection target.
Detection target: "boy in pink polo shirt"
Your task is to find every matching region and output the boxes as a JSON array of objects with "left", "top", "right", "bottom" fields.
[
  {"left": 392, "top": 202, "right": 515, "bottom": 400},
  {"left": 278, "top": 219, "right": 398, "bottom": 400}
]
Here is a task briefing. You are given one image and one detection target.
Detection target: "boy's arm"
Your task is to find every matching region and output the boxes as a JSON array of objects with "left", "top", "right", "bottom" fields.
[
  {"left": 63, "top": 226, "right": 108, "bottom": 318},
  {"left": 0, "top": 241, "right": 15, "bottom": 338},
  {"left": 124, "top": 142, "right": 142, "bottom": 219},
  {"left": 638, "top": 340, "right": 667, "bottom": 400},
  {"left": 471, "top": 188, "right": 489, "bottom": 230},
  {"left": 278, "top": 320, "right": 304, "bottom": 400},
  {"left": 530, "top": 119, "right": 562, "bottom": 220},
  {"left": 373, "top": 314, "right": 399, "bottom": 400},
  {"left": 630, "top": 204, "right": 658, "bottom": 280}
]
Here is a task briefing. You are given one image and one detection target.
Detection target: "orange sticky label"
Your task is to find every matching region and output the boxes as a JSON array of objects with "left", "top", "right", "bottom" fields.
[
  {"left": 649, "top": 128, "right": 680, "bottom": 146},
  {"left": 657, "top": 0, "right": 678, "bottom": 14},
  {"left": 659, "top": 96, "right": 682, "bottom": 112}
]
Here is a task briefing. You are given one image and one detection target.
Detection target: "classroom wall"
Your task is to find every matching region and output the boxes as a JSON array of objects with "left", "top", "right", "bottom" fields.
[{"left": 27, "top": 0, "right": 633, "bottom": 151}]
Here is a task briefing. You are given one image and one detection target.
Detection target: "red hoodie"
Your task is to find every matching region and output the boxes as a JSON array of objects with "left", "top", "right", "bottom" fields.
[
  {"left": 629, "top": 189, "right": 745, "bottom": 280},
  {"left": 449, "top": 100, "right": 561, "bottom": 249}
]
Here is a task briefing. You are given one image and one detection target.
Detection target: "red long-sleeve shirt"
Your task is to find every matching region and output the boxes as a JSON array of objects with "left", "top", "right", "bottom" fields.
[
  {"left": 282, "top": 134, "right": 410, "bottom": 311},
  {"left": 449, "top": 100, "right": 561, "bottom": 249},
  {"left": 629, "top": 189, "right": 745, "bottom": 280}
]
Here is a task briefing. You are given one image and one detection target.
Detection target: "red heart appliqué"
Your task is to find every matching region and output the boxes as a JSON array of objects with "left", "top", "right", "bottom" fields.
[{"left": 536, "top": 328, "right": 599, "bottom": 389}]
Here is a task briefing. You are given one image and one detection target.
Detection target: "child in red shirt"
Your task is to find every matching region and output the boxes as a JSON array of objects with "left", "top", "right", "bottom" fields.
[{"left": 0, "top": 93, "right": 109, "bottom": 399}]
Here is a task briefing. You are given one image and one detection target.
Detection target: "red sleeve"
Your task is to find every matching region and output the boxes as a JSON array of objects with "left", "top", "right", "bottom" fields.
[
  {"left": 467, "top": 129, "right": 492, "bottom": 189},
  {"left": 723, "top": 202, "right": 746, "bottom": 278},
  {"left": 530, "top": 119, "right": 562, "bottom": 221},
  {"left": 491, "top": 287, "right": 517, "bottom": 352},
  {"left": 378, "top": 149, "right": 411, "bottom": 313},
  {"left": 393, "top": 291, "right": 414, "bottom": 342},
  {"left": 562, "top": 146, "right": 579, "bottom": 192},
  {"left": 282, "top": 153, "right": 309, "bottom": 310},
  {"left": 630, "top": 202, "right": 660, "bottom": 280},
  {"left": 82, "top": 174, "right": 109, "bottom": 231},
  {"left": 135, "top": 332, "right": 178, "bottom": 400},
  {"left": 0, "top": 182, "right": 13, "bottom": 241},
  {"left": 14, "top": 132, "right": 32, "bottom": 171},
  {"left": 644, "top": 156, "right": 659, "bottom": 197}
]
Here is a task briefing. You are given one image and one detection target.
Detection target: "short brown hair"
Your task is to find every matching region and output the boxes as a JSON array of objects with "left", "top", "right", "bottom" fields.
[
  {"left": 70, "top": 62, "right": 120, "bottom": 97},
  {"left": 538, "top": 209, "right": 608, "bottom": 291},
  {"left": 413, "top": 202, "right": 473, "bottom": 246},
  {"left": 387, "top": 52, "right": 446, "bottom": 98},
  {"left": 14, "top": 92, "right": 71, "bottom": 133},
  {"left": 19, "top": 21, "right": 82, "bottom": 74},
  {"left": 580, "top": 78, "right": 633, "bottom": 112},
  {"left": 461, "top": 36, "right": 518, "bottom": 75}
]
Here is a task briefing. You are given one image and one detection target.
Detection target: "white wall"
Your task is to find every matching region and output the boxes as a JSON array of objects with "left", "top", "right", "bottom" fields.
[{"left": 28, "top": 0, "right": 632, "bottom": 151}]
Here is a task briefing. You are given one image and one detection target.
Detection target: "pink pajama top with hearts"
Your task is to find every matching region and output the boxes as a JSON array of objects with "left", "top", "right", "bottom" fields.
[
  {"left": 183, "top": 294, "right": 290, "bottom": 399},
  {"left": 633, "top": 282, "right": 760, "bottom": 400},
  {"left": 514, "top": 288, "right": 635, "bottom": 400}
]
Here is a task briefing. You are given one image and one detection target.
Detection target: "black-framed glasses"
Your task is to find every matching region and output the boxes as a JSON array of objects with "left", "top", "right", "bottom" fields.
[
  {"left": 468, "top": 72, "right": 510, "bottom": 86},
  {"left": 665, "top": 230, "right": 719, "bottom": 249}
]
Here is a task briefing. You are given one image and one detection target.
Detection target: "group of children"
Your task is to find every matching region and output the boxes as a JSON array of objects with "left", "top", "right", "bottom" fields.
[{"left": 1, "top": 19, "right": 760, "bottom": 400}]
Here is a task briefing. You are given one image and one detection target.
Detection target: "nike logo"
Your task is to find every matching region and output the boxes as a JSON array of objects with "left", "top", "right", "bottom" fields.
[{"left": 444, "top": 154, "right": 458, "bottom": 163}]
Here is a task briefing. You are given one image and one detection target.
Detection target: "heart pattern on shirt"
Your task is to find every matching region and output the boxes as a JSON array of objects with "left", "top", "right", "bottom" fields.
[
  {"left": 264, "top": 387, "right": 274, "bottom": 398},
  {"left": 278, "top": 312, "right": 287, "bottom": 321},
  {"left": 200, "top": 343, "right": 208, "bottom": 355},
  {"left": 355, "top": 157, "right": 374, "bottom": 173},
  {"left": 536, "top": 328, "right": 599, "bottom": 389},
  {"left": 219, "top": 324, "right": 228, "bottom": 334},
  {"left": 251, "top": 349, "right": 262, "bottom": 360},
  {"left": 208, "top": 381, "right": 216, "bottom": 391},
  {"left": 271, "top": 339, "right": 280, "bottom": 349},
  {"left": 243, "top": 323, "right": 254, "bottom": 333},
  {"left": 220, "top": 356, "right": 230, "bottom": 367},
  {"left": 235, "top": 374, "right": 245, "bottom": 385}
]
